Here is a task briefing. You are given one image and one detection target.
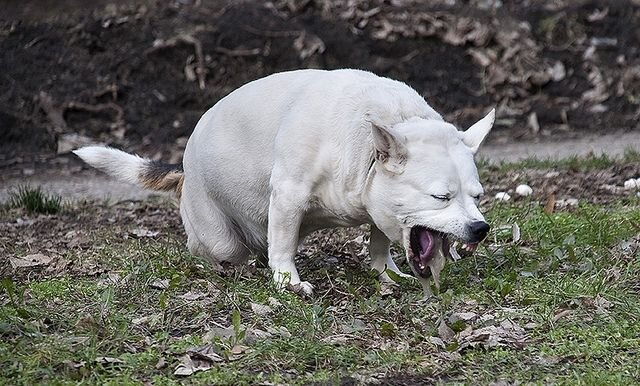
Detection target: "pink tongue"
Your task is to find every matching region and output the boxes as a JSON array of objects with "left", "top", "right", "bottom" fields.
[{"left": 419, "top": 229, "right": 434, "bottom": 261}]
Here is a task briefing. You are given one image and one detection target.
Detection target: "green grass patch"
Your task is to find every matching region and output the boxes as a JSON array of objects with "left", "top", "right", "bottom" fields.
[
  {"left": 7, "top": 185, "right": 63, "bottom": 214},
  {"left": 1, "top": 186, "right": 639, "bottom": 384}
]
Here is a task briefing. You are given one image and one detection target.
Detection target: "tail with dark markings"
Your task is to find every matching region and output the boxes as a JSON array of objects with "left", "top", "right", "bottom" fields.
[{"left": 73, "top": 146, "right": 184, "bottom": 198}]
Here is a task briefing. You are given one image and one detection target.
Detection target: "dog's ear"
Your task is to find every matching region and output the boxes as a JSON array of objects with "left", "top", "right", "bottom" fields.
[
  {"left": 369, "top": 118, "right": 407, "bottom": 174},
  {"left": 462, "top": 108, "right": 495, "bottom": 153}
]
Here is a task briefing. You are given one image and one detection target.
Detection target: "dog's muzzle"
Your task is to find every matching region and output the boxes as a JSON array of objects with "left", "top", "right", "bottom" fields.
[{"left": 405, "top": 223, "right": 489, "bottom": 278}]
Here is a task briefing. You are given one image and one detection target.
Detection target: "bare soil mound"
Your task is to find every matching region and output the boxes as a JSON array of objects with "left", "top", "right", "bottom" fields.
[{"left": 1, "top": 0, "right": 639, "bottom": 162}]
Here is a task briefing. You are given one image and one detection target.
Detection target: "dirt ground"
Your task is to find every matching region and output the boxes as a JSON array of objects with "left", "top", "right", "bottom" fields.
[
  {"left": 2, "top": 0, "right": 639, "bottom": 164},
  {"left": 3, "top": 155, "right": 639, "bottom": 270}
]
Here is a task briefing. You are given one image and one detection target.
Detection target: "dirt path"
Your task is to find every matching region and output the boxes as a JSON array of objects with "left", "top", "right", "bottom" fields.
[
  {"left": 478, "top": 131, "right": 640, "bottom": 162},
  {"left": 1, "top": 132, "right": 639, "bottom": 203}
]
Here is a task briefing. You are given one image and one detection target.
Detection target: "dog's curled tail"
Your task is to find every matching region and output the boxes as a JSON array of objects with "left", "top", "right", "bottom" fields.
[{"left": 73, "top": 146, "right": 184, "bottom": 198}]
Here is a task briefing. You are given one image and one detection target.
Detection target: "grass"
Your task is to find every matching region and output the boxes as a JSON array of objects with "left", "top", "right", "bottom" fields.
[
  {"left": 7, "top": 185, "right": 63, "bottom": 214},
  {"left": 1, "top": 161, "right": 639, "bottom": 385}
]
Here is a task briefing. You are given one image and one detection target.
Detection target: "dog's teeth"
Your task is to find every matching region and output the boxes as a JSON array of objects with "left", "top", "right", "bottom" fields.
[
  {"left": 449, "top": 246, "right": 462, "bottom": 261},
  {"left": 419, "top": 263, "right": 425, "bottom": 270}
]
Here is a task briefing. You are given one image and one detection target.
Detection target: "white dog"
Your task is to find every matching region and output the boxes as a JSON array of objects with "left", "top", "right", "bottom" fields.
[{"left": 75, "top": 69, "right": 493, "bottom": 297}]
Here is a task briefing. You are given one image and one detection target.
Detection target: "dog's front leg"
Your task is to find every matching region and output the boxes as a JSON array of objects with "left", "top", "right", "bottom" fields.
[
  {"left": 370, "top": 226, "right": 412, "bottom": 283},
  {"left": 267, "top": 186, "right": 313, "bottom": 295}
]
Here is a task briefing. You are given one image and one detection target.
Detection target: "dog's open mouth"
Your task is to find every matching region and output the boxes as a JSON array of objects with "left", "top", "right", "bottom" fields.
[{"left": 406, "top": 226, "right": 479, "bottom": 278}]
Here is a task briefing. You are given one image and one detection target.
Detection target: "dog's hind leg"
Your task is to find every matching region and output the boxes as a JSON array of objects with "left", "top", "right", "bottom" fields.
[
  {"left": 180, "top": 182, "right": 251, "bottom": 266},
  {"left": 370, "top": 226, "right": 412, "bottom": 283}
]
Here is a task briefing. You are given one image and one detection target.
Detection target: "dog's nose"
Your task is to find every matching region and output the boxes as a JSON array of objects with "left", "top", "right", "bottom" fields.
[{"left": 467, "top": 221, "right": 490, "bottom": 242}]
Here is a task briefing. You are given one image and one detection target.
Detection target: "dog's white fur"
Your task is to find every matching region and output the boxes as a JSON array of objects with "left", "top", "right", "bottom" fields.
[
  {"left": 73, "top": 146, "right": 145, "bottom": 185},
  {"left": 75, "top": 69, "right": 493, "bottom": 296}
]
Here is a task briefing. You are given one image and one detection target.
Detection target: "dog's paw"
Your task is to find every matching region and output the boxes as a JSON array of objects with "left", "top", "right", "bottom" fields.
[
  {"left": 379, "top": 280, "right": 397, "bottom": 296},
  {"left": 290, "top": 281, "right": 314, "bottom": 297}
]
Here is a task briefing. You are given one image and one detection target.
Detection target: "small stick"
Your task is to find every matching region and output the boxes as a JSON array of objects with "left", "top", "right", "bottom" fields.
[{"left": 145, "top": 34, "right": 207, "bottom": 89}]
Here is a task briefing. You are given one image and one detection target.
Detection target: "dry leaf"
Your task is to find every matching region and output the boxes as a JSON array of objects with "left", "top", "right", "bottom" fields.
[
  {"left": 544, "top": 193, "right": 556, "bottom": 214},
  {"left": 379, "top": 281, "right": 396, "bottom": 296},
  {"left": 63, "top": 360, "right": 86, "bottom": 369},
  {"left": 202, "top": 326, "right": 235, "bottom": 342},
  {"left": 174, "top": 344, "right": 224, "bottom": 376},
  {"left": 130, "top": 228, "right": 159, "bottom": 238},
  {"left": 321, "top": 334, "right": 351, "bottom": 345},
  {"left": 552, "top": 309, "right": 572, "bottom": 322},
  {"left": 149, "top": 279, "right": 170, "bottom": 290},
  {"left": 457, "top": 319, "right": 527, "bottom": 350},
  {"left": 449, "top": 312, "right": 478, "bottom": 324},
  {"left": 527, "top": 112, "right": 540, "bottom": 133},
  {"left": 582, "top": 66, "right": 610, "bottom": 103},
  {"left": 512, "top": 223, "right": 521, "bottom": 243},
  {"left": 438, "top": 320, "right": 455, "bottom": 342},
  {"left": 131, "top": 314, "right": 161, "bottom": 326},
  {"left": 428, "top": 336, "right": 445, "bottom": 348},
  {"left": 230, "top": 345, "right": 249, "bottom": 355},
  {"left": 548, "top": 61, "right": 566, "bottom": 82},
  {"left": 593, "top": 295, "right": 613, "bottom": 313},
  {"left": 10, "top": 253, "right": 53, "bottom": 269},
  {"left": 155, "top": 357, "right": 167, "bottom": 370},
  {"left": 467, "top": 48, "right": 493, "bottom": 67},
  {"left": 587, "top": 7, "right": 608, "bottom": 22},
  {"left": 266, "top": 326, "right": 292, "bottom": 338},
  {"left": 250, "top": 302, "right": 273, "bottom": 316},
  {"left": 293, "top": 31, "right": 325, "bottom": 59},
  {"left": 178, "top": 291, "right": 206, "bottom": 301},
  {"left": 95, "top": 356, "right": 125, "bottom": 365},
  {"left": 556, "top": 198, "right": 579, "bottom": 208},
  {"left": 267, "top": 297, "right": 282, "bottom": 307}
]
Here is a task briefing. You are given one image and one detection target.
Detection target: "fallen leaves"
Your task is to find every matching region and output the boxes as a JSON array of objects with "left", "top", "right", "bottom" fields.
[
  {"left": 9, "top": 253, "right": 53, "bottom": 269},
  {"left": 149, "top": 279, "right": 170, "bottom": 290},
  {"left": 178, "top": 290, "right": 207, "bottom": 301},
  {"left": 437, "top": 320, "right": 455, "bottom": 342},
  {"left": 173, "top": 340, "right": 255, "bottom": 376},
  {"left": 582, "top": 65, "right": 610, "bottom": 104},
  {"left": 129, "top": 228, "right": 159, "bottom": 238},
  {"left": 457, "top": 319, "right": 528, "bottom": 350},
  {"left": 432, "top": 320, "right": 527, "bottom": 351},
  {"left": 174, "top": 344, "right": 224, "bottom": 376},
  {"left": 250, "top": 302, "right": 273, "bottom": 316},
  {"left": 435, "top": 310, "right": 529, "bottom": 352},
  {"left": 95, "top": 356, "right": 125, "bottom": 365},
  {"left": 293, "top": 31, "right": 325, "bottom": 59}
]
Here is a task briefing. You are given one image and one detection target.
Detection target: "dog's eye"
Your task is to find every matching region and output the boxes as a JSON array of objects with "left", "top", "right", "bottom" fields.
[
  {"left": 472, "top": 194, "right": 483, "bottom": 201},
  {"left": 431, "top": 194, "right": 450, "bottom": 201}
]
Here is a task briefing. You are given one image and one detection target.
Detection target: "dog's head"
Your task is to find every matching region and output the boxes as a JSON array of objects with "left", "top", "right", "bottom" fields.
[{"left": 365, "top": 109, "right": 494, "bottom": 279}]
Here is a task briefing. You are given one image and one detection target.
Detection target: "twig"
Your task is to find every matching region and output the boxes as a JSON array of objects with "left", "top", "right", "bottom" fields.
[
  {"left": 214, "top": 46, "right": 262, "bottom": 57},
  {"left": 93, "top": 84, "right": 119, "bottom": 101},
  {"left": 145, "top": 34, "right": 208, "bottom": 90},
  {"left": 65, "top": 101, "right": 125, "bottom": 127}
]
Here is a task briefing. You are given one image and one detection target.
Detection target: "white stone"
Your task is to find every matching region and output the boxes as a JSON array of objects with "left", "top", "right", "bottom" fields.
[
  {"left": 495, "top": 192, "right": 511, "bottom": 201},
  {"left": 515, "top": 184, "right": 533, "bottom": 196},
  {"left": 623, "top": 178, "right": 638, "bottom": 190}
]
